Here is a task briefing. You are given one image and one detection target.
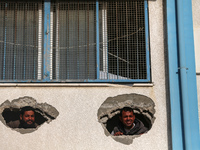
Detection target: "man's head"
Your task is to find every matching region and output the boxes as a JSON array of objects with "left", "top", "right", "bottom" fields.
[
  {"left": 119, "top": 107, "right": 135, "bottom": 129},
  {"left": 20, "top": 106, "right": 35, "bottom": 128}
]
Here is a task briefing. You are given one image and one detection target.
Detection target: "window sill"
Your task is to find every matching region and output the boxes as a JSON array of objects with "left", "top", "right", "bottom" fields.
[{"left": 0, "top": 83, "right": 154, "bottom": 87}]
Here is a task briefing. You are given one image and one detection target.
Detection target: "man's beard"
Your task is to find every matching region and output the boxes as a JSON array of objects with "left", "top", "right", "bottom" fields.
[{"left": 19, "top": 120, "right": 36, "bottom": 128}]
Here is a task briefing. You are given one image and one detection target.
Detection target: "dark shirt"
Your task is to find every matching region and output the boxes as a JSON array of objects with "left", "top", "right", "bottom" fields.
[
  {"left": 111, "top": 118, "right": 148, "bottom": 135},
  {"left": 7, "top": 120, "right": 38, "bottom": 129}
]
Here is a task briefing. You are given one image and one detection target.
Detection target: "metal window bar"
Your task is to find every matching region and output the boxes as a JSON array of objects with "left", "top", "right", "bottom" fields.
[
  {"left": 96, "top": 1, "right": 100, "bottom": 80},
  {"left": 102, "top": 2, "right": 108, "bottom": 79},
  {"left": 50, "top": 3, "right": 53, "bottom": 80},
  {"left": 43, "top": 0, "right": 51, "bottom": 81},
  {"left": 55, "top": 2, "right": 60, "bottom": 79},
  {"left": 38, "top": 2, "right": 43, "bottom": 80},
  {"left": 145, "top": 0, "right": 150, "bottom": 81}
]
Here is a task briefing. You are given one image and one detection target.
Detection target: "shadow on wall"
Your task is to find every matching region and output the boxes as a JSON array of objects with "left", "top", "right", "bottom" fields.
[
  {"left": 97, "top": 93, "right": 156, "bottom": 145},
  {"left": 0, "top": 96, "right": 59, "bottom": 134}
]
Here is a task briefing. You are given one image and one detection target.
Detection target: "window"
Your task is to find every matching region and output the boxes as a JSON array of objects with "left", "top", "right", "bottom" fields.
[{"left": 0, "top": 0, "right": 150, "bottom": 83}]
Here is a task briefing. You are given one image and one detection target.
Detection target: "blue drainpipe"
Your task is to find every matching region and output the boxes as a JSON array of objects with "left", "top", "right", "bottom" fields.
[
  {"left": 166, "top": 0, "right": 200, "bottom": 149},
  {"left": 176, "top": 0, "right": 191, "bottom": 149}
]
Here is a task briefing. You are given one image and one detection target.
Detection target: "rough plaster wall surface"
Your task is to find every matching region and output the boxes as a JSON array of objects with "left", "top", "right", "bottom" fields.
[
  {"left": 0, "top": 0, "right": 170, "bottom": 150},
  {"left": 0, "top": 87, "right": 167, "bottom": 150},
  {"left": 192, "top": 0, "right": 200, "bottom": 128},
  {"left": 193, "top": 0, "right": 200, "bottom": 73},
  {"left": 149, "top": 0, "right": 170, "bottom": 149},
  {"left": 192, "top": 0, "right": 200, "bottom": 28}
]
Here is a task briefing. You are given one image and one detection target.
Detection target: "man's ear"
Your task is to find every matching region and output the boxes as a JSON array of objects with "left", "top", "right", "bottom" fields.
[
  {"left": 20, "top": 114, "right": 22, "bottom": 120},
  {"left": 119, "top": 116, "right": 122, "bottom": 122},
  {"left": 133, "top": 114, "right": 135, "bottom": 121}
]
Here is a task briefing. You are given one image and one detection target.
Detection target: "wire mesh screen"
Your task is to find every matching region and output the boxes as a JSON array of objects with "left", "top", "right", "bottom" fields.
[
  {"left": 52, "top": 1, "right": 96, "bottom": 80},
  {"left": 0, "top": 1, "right": 43, "bottom": 80},
  {"left": 52, "top": 0, "right": 147, "bottom": 81},
  {"left": 0, "top": 0, "right": 148, "bottom": 82},
  {"left": 99, "top": 1, "right": 147, "bottom": 80}
]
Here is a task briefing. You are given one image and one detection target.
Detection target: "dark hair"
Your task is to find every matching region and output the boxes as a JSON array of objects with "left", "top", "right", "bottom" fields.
[
  {"left": 120, "top": 107, "right": 134, "bottom": 116},
  {"left": 20, "top": 106, "right": 35, "bottom": 115}
]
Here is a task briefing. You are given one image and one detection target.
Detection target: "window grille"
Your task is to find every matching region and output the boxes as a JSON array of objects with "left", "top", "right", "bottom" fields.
[
  {"left": 0, "top": 0, "right": 43, "bottom": 81},
  {"left": 99, "top": 1, "right": 148, "bottom": 80},
  {"left": 52, "top": 1, "right": 97, "bottom": 80},
  {"left": 0, "top": 0, "right": 150, "bottom": 83}
]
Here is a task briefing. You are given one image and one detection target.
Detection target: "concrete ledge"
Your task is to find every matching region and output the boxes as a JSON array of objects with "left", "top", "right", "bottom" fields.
[
  {"left": 132, "top": 83, "right": 154, "bottom": 87},
  {"left": 0, "top": 83, "right": 154, "bottom": 87}
]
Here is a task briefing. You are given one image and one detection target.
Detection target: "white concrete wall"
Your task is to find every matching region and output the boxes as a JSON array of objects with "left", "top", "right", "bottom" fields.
[
  {"left": 192, "top": 0, "right": 200, "bottom": 128},
  {"left": 0, "top": 0, "right": 170, "bottom": 150}
]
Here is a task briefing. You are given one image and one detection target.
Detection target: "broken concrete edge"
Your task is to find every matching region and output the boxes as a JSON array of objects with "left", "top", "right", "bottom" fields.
[
  {"left": 97, "top": 93, "right": 156, "bottom": 144},
  {"left": 101, "top": 124, "right": 144, "bottom": 145},
  {"left": 0, "top": 96, "right": 59, "bottom": 134},
  {"left": 97, "top": 93, "right": 156, "bottom": 122},
  {"left": 111, "top": 134, "right": 142, "bottom": 145},
  {"left": 10, "top": 126, "right": 39, "bottom": 134}
]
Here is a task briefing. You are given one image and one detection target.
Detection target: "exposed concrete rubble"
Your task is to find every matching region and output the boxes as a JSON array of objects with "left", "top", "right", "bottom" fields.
[
  {"left": 97, "top": 93, "right": 155, "bottom": 145},
  {"left": 0, "top": 96, "right": 59, "bottom": 134}
]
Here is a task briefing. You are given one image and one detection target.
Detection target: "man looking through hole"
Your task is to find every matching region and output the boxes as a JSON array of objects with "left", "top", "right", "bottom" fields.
[
  {"left": 111, "top": 107, "right": 148, "bottom": 136},
  {"left": 7, "top": 106, "right": 38, "bottom": 129},
  {"left": 19, "top": 106, "right": 37, "bottom": 128}
]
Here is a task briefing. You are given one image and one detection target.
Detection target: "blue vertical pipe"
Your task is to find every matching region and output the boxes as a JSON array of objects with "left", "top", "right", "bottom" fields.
[
  {"left": 167, "top": 0, "right": 200, "bottom": 149},
  {"left": 184, "top": 0, "right": 200, "bottom": 150},
  {"left": 176, "top": 1, "right": 191, "bottom": 149},
  {"left": 182, "top": 0, "right": 200, "bottom": 149},
  {"left": 176, "top": 0, "right": 200, "bottom": 149},
  {"left": 166, "top": 0, "right": 184, "bottom": 149}
]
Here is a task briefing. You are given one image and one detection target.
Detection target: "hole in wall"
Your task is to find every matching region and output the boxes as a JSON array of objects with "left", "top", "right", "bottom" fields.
[
  {"left": 97, "top": 93, "right": 156, "bottom": 145},
  {"left": 0, "top": 96, "right": 59, "bottom": 134},
  {"left": 106, "top": 113, "right": 152, "bottom": 134},
  {"left": 2, "top": 108, "right": 48, "bottom": 127}
]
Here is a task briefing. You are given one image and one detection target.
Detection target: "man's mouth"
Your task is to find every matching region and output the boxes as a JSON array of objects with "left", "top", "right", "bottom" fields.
[
  {"left": 126, "top": 121, "right": 132, "bottom": 125},
  {"left": 26, "top": 121, "right": 33, "bottom": 124}
]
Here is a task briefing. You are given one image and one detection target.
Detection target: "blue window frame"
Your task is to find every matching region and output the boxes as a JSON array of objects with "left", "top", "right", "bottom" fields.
[{"left": 0, "top": 0, "right": 150, "bottom": 83}]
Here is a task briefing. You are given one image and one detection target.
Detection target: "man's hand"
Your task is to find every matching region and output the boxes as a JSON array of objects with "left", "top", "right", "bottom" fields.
[{"left": 114, "top": 131, "right": 123, "bottom": 136}]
